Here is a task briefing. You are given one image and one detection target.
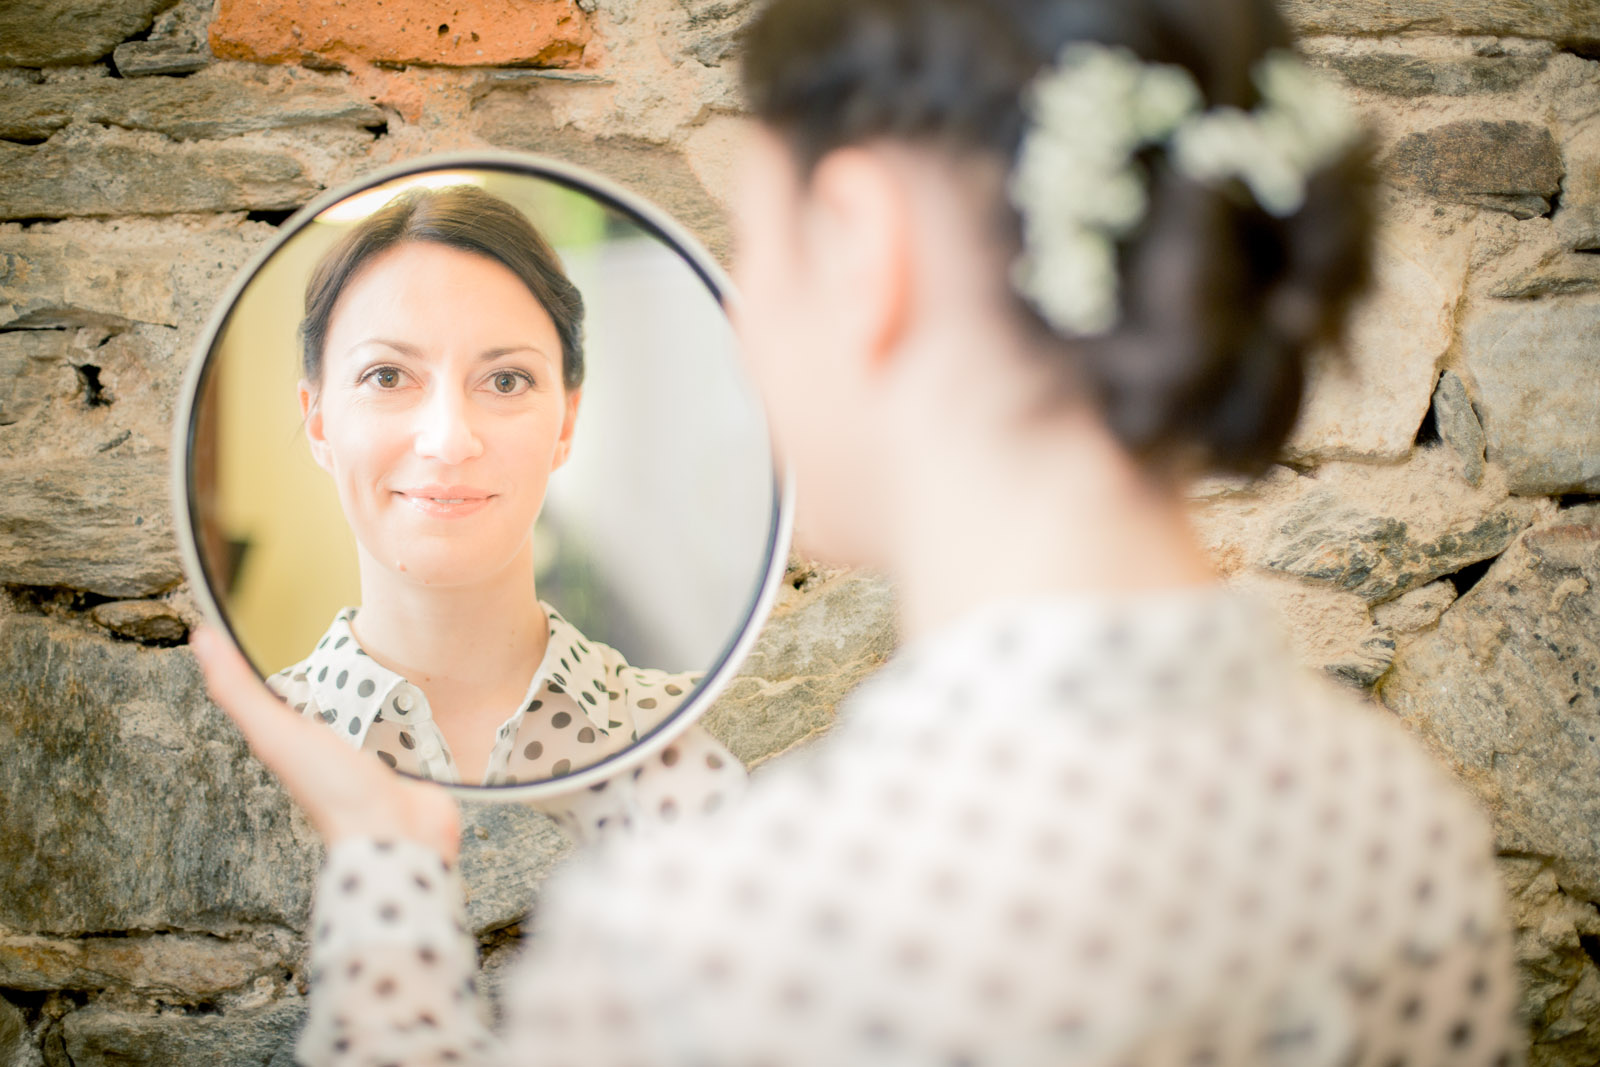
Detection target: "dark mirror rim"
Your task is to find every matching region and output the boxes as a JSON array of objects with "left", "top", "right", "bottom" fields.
[{"left": 170, "top": 149, "right": 795, "bottom": 802}]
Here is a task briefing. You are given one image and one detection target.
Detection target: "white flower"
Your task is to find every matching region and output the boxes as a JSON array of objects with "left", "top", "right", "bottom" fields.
[{"left": 1009, "top": 44, "right": 1362, "bottom": 338}]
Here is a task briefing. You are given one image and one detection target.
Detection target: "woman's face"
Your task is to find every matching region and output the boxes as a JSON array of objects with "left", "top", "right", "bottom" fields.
[{"left": 301, "top": 241, "right": 579, "bottom": 589}]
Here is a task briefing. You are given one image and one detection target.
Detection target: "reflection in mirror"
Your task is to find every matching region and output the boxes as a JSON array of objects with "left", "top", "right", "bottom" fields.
[{"left": 188, "top": 166, "right": 779, "bottom": 789}]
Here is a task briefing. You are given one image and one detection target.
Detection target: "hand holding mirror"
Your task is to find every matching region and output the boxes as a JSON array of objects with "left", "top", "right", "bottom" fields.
[{"left": 174, "top": 153, "right": 791, "bottom": 801}]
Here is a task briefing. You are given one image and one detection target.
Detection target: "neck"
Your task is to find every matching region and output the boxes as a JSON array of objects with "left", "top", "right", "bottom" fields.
[
  {"left": 350, "top": 544, "right": 548, "bottom": 691},
  {"left": 884, "top": 393, "right": 1219, "bottom": 646}
]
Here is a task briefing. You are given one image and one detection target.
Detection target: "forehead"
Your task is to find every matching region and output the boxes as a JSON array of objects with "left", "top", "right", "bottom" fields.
[{"left": 324, "top": 241, "right": 561, "bottom": 352}]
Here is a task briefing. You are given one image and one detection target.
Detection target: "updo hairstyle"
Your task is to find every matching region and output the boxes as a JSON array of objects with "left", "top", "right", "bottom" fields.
[
  {"left": 300, "top": 184, "right": 587, "bottom": 392},
  {"left": 742, "top": 0, "right": 1373, "bottom": 476}
]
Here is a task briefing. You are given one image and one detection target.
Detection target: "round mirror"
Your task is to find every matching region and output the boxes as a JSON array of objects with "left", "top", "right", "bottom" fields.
[{"left": 172, "top": 152, "right": 790, "bottom": 799}]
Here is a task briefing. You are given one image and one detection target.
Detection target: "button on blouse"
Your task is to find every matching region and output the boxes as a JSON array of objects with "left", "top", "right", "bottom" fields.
[{"left": 294, "top": 588, "right": 1523, "bottom": 1067}]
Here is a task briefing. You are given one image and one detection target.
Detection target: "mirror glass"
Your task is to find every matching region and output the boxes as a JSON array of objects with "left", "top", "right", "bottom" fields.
[{"left": 181, "top": 159, "right": 784, "bottom": 792}]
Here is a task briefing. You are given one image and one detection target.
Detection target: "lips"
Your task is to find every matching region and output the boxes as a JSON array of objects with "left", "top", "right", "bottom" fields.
[{"left": 394, "top": 484, "right": 495, "bottom": 518}]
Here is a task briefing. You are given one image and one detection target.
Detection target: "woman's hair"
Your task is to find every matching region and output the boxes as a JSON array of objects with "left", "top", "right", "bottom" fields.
[
  {"left": 300, "top": 184, "right": 586, "bottom": 391},
  {"left": 742, "top": 0, "right": 1373, "bottom": 476}
]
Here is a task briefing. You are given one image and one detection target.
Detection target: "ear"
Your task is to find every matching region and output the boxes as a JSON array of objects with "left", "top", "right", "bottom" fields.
[
  {"left": 551, "top": 387, "right": 581, "bottom": 470},
  {"left": 803, "top": 146, "right": 913, "bottom": 376},
  {"left": 298, "top": 380, "right": 333, "bottom": 474}
]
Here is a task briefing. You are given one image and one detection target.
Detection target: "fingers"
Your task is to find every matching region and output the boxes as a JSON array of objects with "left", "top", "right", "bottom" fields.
[{"left": 191, "top": 625, "right": 305, "bottom": 759}]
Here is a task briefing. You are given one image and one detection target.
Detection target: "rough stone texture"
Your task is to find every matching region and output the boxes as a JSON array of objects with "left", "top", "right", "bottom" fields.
[
  {"left": 0, "top": 457, "right": 179, "bottom": 598},
  {"left": 211, "top": 0, "right": 592, "bottom": 70},
  {"left": 0, "top": 238, "right": 177, "bottom": 330},
  {"left": 704, "top": 570, "right": 897, "bottom": 767},
  {"left": 0, "top": 933, "right": 286, "bottom": 997},
  {"left": 90, "top": 599, "right": 188, "bottom": 643},
  {"left": 1433, "top": 369, "right": 1488, "bottom": 487},
  {"left": 1372, "top": 578, "right": 1459, "bottom": 636},
  {"left": 0, "top": 998, "right": 26, "bottom": 1064},
  {"left": 60, "top": 999, "right": 305, "bottom": 1067},
  {"left": 0, "top": 75, "right": 385, "bottom": 143},
  {"left": 0, "top": 140, "right": 317, "bottom": 221},
  {"left": 1285, "top": 214, "right": 1469, "bottom": 463},
  {"left": 1386, "top": 120, "right": 1564, "bottom": 219},
  {"left": 1501, "top": 857, "right": 1600, "bottom": 1067},
  {"left": 0, "top": 616, "right": 318, "bottom": 935},
  {"left": 1383, "top": 510, "right": 1600, "bottom": 1060},
  {"left": 1381, "top": 508, "right": 1600, "bottom": 896},
  {"left": 0, "top": 0, "right": 176, "bottom": 68},
  {"left": 1228, "top": 569, "right": 1397, "bottom": 687},
  {"left": 1461, "top": 296, "right": 1600, "bottom": 495},
  {"left": 1307, "top": 36, "right": 1552, "bottom": 97},
  {"left": 1280, "top": 1, "right": 1600, "bottom": 50},
  {"left": 0, "top": 331, "right": 72, "bottom": 428},
  {"left": 112, "top": 39, "right": 210, "bottom": 77}
]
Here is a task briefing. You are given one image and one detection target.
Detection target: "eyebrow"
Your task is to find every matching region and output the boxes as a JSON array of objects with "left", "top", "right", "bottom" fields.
[{"left": 351, "top": 338, "right": 554, "bottom": 363}]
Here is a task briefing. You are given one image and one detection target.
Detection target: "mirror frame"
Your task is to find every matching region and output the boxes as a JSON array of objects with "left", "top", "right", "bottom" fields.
[{"left": 171, "top": 150, "right": 795, "bottom": 802}]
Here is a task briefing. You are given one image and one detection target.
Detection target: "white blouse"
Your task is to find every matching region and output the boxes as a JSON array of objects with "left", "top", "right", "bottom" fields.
[
  {"left": 267, "top": 602, "right": 717, "bottom": 788},
  {"left": 296, "top": 587, "right": 1523, "bottom": 1067}
]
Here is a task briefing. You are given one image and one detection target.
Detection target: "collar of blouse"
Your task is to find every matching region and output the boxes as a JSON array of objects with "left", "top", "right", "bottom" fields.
[{"left": 299, "top": 601, "right": 618, "bottom": 749}]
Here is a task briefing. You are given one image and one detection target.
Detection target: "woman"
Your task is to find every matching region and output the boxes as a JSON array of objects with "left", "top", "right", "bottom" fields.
[
  {"left": 268, "top": 185, "right": 742, "bottom": 808},
  {"left": 194, "top": 0, "right": 1523, "bottom": 1063}
]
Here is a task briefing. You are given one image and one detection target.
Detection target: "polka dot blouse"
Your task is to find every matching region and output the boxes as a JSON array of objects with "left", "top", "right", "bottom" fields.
[
  {"left": 299, "top": 588, "right": 1523, "bottom": 1067},
  {"left": 268, "top": 601, "right": 718, "bottom": 788}
]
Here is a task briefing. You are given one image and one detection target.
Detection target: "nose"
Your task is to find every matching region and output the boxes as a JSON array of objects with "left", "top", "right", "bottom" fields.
[{"left": 412, "top": 385, "right": 484, "bottom": 465}]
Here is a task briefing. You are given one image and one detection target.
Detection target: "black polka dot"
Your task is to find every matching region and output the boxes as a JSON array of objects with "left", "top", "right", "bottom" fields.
[
  {"left": 1450, "top": 1021, "right": 1472, "bottom": 1048},
  {"left": 638, "top": 697, "right": 657, "bottom": 710},
  {"left": 663, "top": 747, "right": 679, "bottom": 767},
  {"left": 321, "top": 709, "right": 336, "bottom": 724},
  {"left": 578, "top": 727, "right": 596, "bottom": 743},
  {"left": 379, "top": 902, "right": 400, "bottom": 922},
  {"left": 336, "top": 670, "right": 348, "bottom": 689},
  {"left": 548, "top": 683, "right": 564, "bottom": 694},
  {"left": 377, "top": 751, "right": 397, "bottom": 768},
  {"left": 334, "top": 635, "right": 349, "bottom": 649},
  {"left": 524, "top": 741, "right": 543, "bottom": 760},
  {"left": 357, "top": 679, "right": 375, "bottom": 697},
  {"left": 347, "top": 718, "right": 360, "bottom": 736},
  {"left": 707, "top": 753, "right": 724, "bottom": 770},
  {"left": 527, "top": 699, "right": 543, "bottom": 712},
  {"left": 665, "top": 684, "right": 683, "bottom": 696},
  {"left": 340, "top": 874, "right": 359, "bottom": 893},
  {"left": 552, "top": 759, "right": 571, "bottom": 776},
  {"left": 375, "top": 977, "right": 396, "bottom": 997},
  {"left": 318, "top": 666, "right": 328, "bottom": 682},
  {"left": 399, "top": 732, "right": 415, "bottom": 750},
  {"left": 551, "top": 711, "right": 572, "bottom": 728},
  {"left": 582, "top": 691, "right": 597, "bottom": 705}
]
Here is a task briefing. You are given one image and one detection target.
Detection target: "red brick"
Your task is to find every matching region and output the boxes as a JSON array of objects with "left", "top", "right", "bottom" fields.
[{"left": 211, "top": 0, "right": 592, "bottom": 69}]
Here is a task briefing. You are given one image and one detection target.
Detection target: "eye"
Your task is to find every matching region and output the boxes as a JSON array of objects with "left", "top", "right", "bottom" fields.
[
  {"left": 360, "top": 365, "right": 405, "bottom": 389},
  {"left": 489, "top": 370, "right": 532, "bottom": 395}
]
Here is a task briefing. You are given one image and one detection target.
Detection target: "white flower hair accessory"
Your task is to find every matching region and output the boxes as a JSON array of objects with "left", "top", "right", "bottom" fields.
[{"left": 1009, "top": 43, "right": 1360, "bottom": 338}]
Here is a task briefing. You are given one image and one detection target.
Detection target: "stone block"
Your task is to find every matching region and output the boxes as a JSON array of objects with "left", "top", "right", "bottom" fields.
[
  {"left": 0, "top": 77, "right": 385, "bottom": 142},
  {"left": 1284, "top": 219, "right": 1468, "bottom": 463},
  {"left": 703, "top": 572, "right": 896, "bottom": 766},
  {"left": 90, "top": 600, "right": 188, "bottom": 644},
  {"left": 1500, "top": 857, "right": 1600, "bottom": 1066},
  {"left": 211, "top": 0, "right": 591, "bottom": 70},
  {"left": 0, "top": 0, "right": 176, "bottom": 67},
  {"left": 0, "top": 331, "right": 74, "bottom": 428},
  {"left": 0, "top": 997, "right": 24, "bottom": 1063},
  {"left": 1261, "top": 484, "right": 1538, "bottom": 604},
  {"left": 0, "top": 933, "right": 284, "bottom": 997},
  {"left": 0, "top": 236, "right": 177, "bottom": 330},
  {"left": 1278, "top": 0, "right": 1600, "bottom": 50},
  {"left": 1313, "top": 46, "right": 1549, "bottom": 97},
  {"left": 455, "top": 801, "right": 568, "bottom": 935},
  {"left": 1461, "top": 296, "right": 1600, "bottom": 495},
  {"left": 676, "top": 0, "right": 757, "bottom": 67},
  {"left": 1431, "top": 369, "right": 1487, "bottom": 487},
  {"left": 0, "top": 141, "right": 317, "bottom": 221},
  {"left": 0, "top": 454, "right": 180, "bottom": 598},
  {"left": 0, "top": 616, "right": 320, "bottom": 935},
  {"left": 1371, "top": 579, "right": 1458, "bottom": 636},
  {"left": 1380, "top": 509, "right": 1600, "bottom": 900},
  {"left": 1386, "top": 120, "right": 1564, "bottom": 219},
  {"left": 112, "top": 39, "right": 209, "bottom": 77},
  {"left": 60, "top": 999, "right": 304, "bottom": 1067}
]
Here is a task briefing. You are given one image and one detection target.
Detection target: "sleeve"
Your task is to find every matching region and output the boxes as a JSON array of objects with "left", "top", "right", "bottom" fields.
[{"left": 297, "top": 838, "right": 499, "bottom": 1067}]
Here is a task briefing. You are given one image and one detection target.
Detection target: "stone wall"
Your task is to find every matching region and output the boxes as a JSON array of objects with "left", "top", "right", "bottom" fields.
[{"left": 0, "top": 1, "right": 1596, "bottom": 1064}]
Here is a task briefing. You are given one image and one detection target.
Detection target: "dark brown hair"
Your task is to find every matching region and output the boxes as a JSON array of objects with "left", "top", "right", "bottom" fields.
[
  {"left": 742, "top": 0, "right": 1373, "bottom": 476},
  {"left": 301, "top": 184, "right": 586, "bottom": 391}
]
